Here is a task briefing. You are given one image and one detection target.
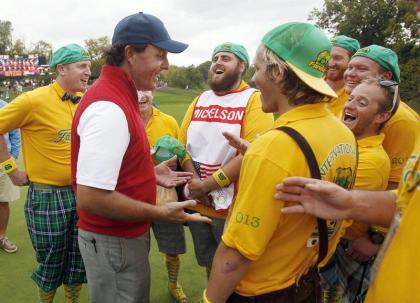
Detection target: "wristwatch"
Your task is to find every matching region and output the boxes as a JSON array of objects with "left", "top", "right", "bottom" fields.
[{"left": 368, "top": 228, "right": 385, "bottom": 245}]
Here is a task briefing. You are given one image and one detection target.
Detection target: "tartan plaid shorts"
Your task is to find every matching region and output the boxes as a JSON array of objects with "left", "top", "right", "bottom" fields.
[{"left": 24, "top": 183, "right": 86, "bottom": 292}]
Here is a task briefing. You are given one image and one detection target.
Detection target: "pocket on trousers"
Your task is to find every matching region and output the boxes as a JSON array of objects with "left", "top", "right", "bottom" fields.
[{"left": 103, "top": 236, "right": 125, "bottom": 273}]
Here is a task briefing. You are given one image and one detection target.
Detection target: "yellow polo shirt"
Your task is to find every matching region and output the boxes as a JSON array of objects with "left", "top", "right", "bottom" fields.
[
  {"left": 344, "top": 134, "right": 390, "bottom": 240},
  {"left": 179, "top": 81, "right": 274, "bottom": 218},
  {"left": 0, "top": 81, "right": 77, "bottom": 185},
  {"left": 327, "top": 86, "right": 348, "bottom": 118},
  {"left": 365, "top": 133, "right": 420, "bottom": 303},
  {"left": 222, "top": 103, "right": 357, "bottom": 295},
  {"left": 145, "top": 106, "right": 179, "bottom": 145},
  {"left": 382, "top": 101, "right": 419, "bottom": 183}
]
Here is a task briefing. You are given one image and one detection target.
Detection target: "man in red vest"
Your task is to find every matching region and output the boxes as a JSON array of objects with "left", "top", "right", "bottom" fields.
[{"left": 71, "top": 12, "right": 210, "bottom": 303}]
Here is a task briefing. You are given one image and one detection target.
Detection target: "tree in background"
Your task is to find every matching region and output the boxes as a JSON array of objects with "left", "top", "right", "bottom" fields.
[
  {"left": 9, "top": 39, "right": 26, "bottom": 57},
  {"left": 0, "top": 20, "right": 13, "bottom": 54},
  {"left": 29, "top": 40, "right": 53, "bottom": 65},
  {"left": 84, "top": 36, "right": 110, "bottom": 78},
  {"left": 309, "top": 0, "right": 420, "bottom": 106}
]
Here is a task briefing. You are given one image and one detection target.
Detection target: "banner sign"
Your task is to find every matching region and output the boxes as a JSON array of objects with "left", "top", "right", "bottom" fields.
[{"left": 0, "top": 55, "right": 40, "bottom": 77}]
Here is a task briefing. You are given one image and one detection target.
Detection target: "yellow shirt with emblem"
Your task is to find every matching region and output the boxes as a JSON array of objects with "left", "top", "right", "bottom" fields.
[
  {"left": 179, "top": 81, "right": 274, "bottom": 219},
  {"left": 381, "top": 101, "right": 419, "bottom": 183},
  {"left": 145, "top": 106, "right": 179, "bottom": 145},
  {"left": 0, "top": 81, "right": 77, "bottom": 185},
  {"left": 365, "top": 131, "right": 420, "bottom": 303},
  {"left": 326, "top": 86, "right": 348, "bottom": 118},
  {"left": 344, "top": 134, "right": 390, "bottom": 240},
  {"left": 222, "top": 103, "right": 357, "bottom": 295}
]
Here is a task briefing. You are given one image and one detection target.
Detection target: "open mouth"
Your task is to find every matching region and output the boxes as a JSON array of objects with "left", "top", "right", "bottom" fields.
[
  {"left": 215, "top": 68, "right": 224, "bottom": 75},
  {"left": 343, "top": 112, "right": 356, "bottom": 123}
]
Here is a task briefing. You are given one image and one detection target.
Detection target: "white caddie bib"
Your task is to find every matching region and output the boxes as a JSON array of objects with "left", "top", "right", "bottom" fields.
[{"left": 186, "top": 88, "right": 256, "bottom": 210}]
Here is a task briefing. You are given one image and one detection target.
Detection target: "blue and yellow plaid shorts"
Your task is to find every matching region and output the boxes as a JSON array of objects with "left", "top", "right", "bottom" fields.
[{"left": 24, "top": 182, "right": 86, "bottom": 291}]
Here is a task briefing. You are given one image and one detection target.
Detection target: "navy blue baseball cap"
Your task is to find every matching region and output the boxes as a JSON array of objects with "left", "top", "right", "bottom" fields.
[{"left": 112, "top": 12, "right": 188, "bottom": 53}]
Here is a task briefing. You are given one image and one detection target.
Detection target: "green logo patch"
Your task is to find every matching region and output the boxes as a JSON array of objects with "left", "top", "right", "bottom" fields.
[
  {"left": 309, "top": 50, "right": 330, "bottom": 73},
  {"left": 334, "top": 167, "right": 353, "bottom": 189}
]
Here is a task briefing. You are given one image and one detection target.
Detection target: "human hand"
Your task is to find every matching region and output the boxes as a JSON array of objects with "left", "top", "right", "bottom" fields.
[
  {"left": 274, "top": 177, "right": 353, "bottom": 220},
  {"left": 188, "top": 178, "right": 209, "bottom": 198},
  {"left": 222, "top": 131, "right": 249, "bottom": 155},
  {"left": 8, "top": 169, "right": 29, "bottom": 186},
  {"left": 347, "top": 236, "right": 380, "bottom": 262},
  {"left": 160, "top": 200, "right": 212, "bottom": 224},
  {"left": 155, "top": 156, "right": 192, "bottom": 188},
  {"left": 185, "top": 181, "right": 213, "bottom": 207}
]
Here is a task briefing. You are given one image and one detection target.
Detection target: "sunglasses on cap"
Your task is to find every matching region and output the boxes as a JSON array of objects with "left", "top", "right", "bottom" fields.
[{"left": 378, "top": 80, "right": 399, "bottom": 113}]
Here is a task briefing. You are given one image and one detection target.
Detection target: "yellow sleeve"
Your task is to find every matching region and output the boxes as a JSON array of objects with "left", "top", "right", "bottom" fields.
[
  {"left": 179, "top": 97, "right": 198, "bottom": 145},
  {"left": 166, "top": 114, "right": 180, "bottom": 139},
  {"left": 382, "top": 104, "right": 419, "bottom": 183},
  {"left": 0, "top": 93, "right": 33, "bottom": 134},
  {"left": 222, "top": 139, "right": 288, "bottom": 261},
  {"left": 242, "top": 91, "right": 274, "bottom": 142}
]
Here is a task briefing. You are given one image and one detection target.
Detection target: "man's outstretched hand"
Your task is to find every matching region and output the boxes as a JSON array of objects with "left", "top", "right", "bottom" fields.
[
  {"left": 159, "top": 200, "right": 212, "bottom": 224},
  {"left": 274, "top": 177, "right": 353, "bottom": 220},
  {"left": 155, "top": 156, "right": 193, "bottom": 188}
]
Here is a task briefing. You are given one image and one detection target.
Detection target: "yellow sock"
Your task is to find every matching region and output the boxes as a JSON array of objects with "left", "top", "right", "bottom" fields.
[
  {"left": 165, "top": 254, "right": 180, "bottom": 289},
  {"left": 39, "top": 288, "right": 56, "bottom": 303},
  {"left": 63, "top": 284, "right": 82, "bottom": 303}
]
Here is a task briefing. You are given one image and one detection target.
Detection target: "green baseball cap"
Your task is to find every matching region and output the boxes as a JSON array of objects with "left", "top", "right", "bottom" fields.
[
  {"left": 49, "top": 43, "right": 91, "bottom": 69},
  {"left": 152, "top": 136, "right": 187, "bottom": 162},
  {"left": 331, "top": 35, "right": 360, "bottom": 54},
  {"left": 262, "top": 22, "right": 337, "bottom": 98},
  {"left": 352, "top": 44, "right": 400, "bottom": 83},
  {"left": 212, "top": 42, "right": 250, "bottom": 67}
]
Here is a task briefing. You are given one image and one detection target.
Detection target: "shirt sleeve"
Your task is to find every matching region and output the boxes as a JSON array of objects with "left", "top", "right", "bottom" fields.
[
  {"left": 0, "top": 93, "right": 33, "bottom": 134},
  {"left": 76, "top": 101, "right": 130, "bottom": 190},
  {"left": 222, "top": 139, "right": 289, "bottom": 261},
  {"left": 242, "top": 91, "right": 274, "bottom": 142},
  {"left": 179, "top": 97, "right": 198, "bottom": 145}
]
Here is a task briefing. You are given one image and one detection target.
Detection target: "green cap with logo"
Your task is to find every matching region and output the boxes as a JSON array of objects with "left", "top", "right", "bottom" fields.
[
  {"left": 352, "top": 44, "right": 400, "bottom": 83},
  {"left": 212, "top": 42, "right": 250, "bottom": 67},
  {"left": 262, "top": 22, "right": 336, "bottom": 98},
  {"left": 331, "top": 35, "right": 360, "bottom": 54},
  {"left": 49, "top": 43, "right": 91, "bottom": 69},
  {"left": 152, "top": 136, "right": 187, "bottom": 163}
]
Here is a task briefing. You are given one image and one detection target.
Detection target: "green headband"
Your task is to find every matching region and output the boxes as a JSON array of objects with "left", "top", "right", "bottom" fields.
[
  {"left": 212, "top": 42, "right": 249, "bottom": 67},
  {"left": 331, "top": 35, "right": 360, "bottom": 54},
  {"left": 49, "top": 43, "right": 91, "bottom": 69},
  {"left": 352, "top": 44, "right": 400, "bottom": 83}
]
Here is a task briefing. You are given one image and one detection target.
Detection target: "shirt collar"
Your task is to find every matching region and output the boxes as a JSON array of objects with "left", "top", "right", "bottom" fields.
[
  {"left": 357, "top": 133, "right": 385, "bottom": 148},
  {"left": 274, "top": 103, "right": 330, "bottom": 128},
  {"left": 51, "top": 80, "right": 83, "bottom": 100}
]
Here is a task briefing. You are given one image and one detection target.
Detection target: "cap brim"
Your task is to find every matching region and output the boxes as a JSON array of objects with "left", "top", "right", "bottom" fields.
[
  {"left": 153, "top": 39, "right": 188, "bottom": 54},
  {"left": 287, "top": 62, "right": 337, "bottom": 98}
]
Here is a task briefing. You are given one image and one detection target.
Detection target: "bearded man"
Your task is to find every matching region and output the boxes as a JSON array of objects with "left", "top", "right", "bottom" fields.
[{"left": 179, "top": 42, "right": 273, "bottom": 278}]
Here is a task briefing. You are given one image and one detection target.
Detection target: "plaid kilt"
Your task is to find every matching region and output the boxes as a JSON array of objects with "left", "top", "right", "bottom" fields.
[
  {"left": 320, "top": 239, "right": 371, "bottom": 303},
  {"left": 24, "top": 183, "right": 86, "bottom": 292}
]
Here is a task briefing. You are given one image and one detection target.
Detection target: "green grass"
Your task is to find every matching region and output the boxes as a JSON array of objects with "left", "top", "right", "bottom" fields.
[
  {"left": 154, "top": 87, "right": 202, "bottom": 123},
  {"left": 1, "top": 196, "right": 207, "bottom": 303},
  {"left": 0, "top": 87, "right": 207, "bottom": 303}
]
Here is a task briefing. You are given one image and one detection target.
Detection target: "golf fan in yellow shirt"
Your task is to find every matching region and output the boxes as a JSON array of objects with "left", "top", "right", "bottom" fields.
[
  {"left": 205, "top": 22, "right": 357, "bottom": 302},
  {"left": 0, "top": 44, "right": 91, "bottom": 303}
]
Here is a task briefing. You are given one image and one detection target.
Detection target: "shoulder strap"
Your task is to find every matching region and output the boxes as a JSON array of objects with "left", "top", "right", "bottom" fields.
[{"left": 277, "top": 126, "right": 328, "bottom": 265}]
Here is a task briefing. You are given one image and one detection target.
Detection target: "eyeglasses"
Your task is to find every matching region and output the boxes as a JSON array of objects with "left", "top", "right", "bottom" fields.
[{"left": 378, "top": 80, "right": 399, "bottom": 113}]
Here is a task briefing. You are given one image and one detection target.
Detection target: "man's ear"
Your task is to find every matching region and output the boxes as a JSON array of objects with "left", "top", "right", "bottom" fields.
[
  {"left": 271, "top": 66, "right": 284, "bottom": 84},
  {"left": 238, "top": 61, "right": 246, "bottom": 75},
  {"left": 381, "top": 70, "right": 393, "bottom": 80},
  {"left": 56, "top": 64, "right": 65, "bottom": 76},
  {"left": 375, "top": 110, "right": 392, "bottom": 125}
]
